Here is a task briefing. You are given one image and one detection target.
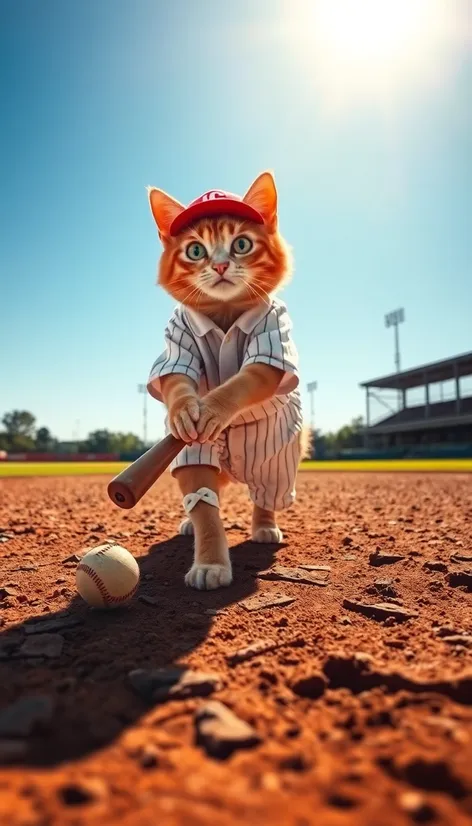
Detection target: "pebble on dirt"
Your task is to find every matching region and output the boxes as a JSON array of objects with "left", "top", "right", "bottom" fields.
[
  {"left": 447, "top": 569, "right": 472, "bottom": 589},
  {"left": 343, "top": 599, "right": 419, "bottom": 622},
  {"left": 226, "top": 639, "right": 278, "bottom": 665},
  {"left": 195, "top": 700, "right": 261, "bottom": 759},
  {"left": 0, "top": 695, "right": 54, "bottom": 737},
  {"left": 58, "top": 777, "right": 108, "bottom": 806},
  {"left": 128, "top": 667, "right": 223, "bottom": 703},
  {"left": 423, "top": 560, "right": 449, "bottom": 572},
  {"left": 24, "top": 616, "right": 82, "bottom": 635},
  {"left": 369, "top": 549, "right": 405, "bottom": 566},
  {"left": 257, "top": 565, "right": 329, "bottom": 586},
  {"left": 290, "top": 671, "right": 327, "bottom": 699},
  {"left": 18, "top": 633, "right": 65, "bottom": 659},
  {"left": 239, "top": 592, "right": 296, "bottom": 612}
]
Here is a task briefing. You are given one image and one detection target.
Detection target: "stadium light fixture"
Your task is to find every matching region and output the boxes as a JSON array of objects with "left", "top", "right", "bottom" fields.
[
  {"left": 384, "top": 307, "right": 405, "bottom": 373},
  {"left": 137, "top": 384, "right": 148, "bottom": 446},
  {"left": 306, "top": 381, "right": 318, "bottom": 433}
]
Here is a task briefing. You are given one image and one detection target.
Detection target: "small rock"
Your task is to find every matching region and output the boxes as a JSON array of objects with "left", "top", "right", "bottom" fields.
[
  {"left": 435, "top": 624, "right": 464, "bottom": 638},
  {"left": 62, "top": 554, "right": 82, "bottom": 564},
  {"left": 18, "top": 633, "right": 64, "bottom": 658},
  {"left": 195, "top": 700, "right": 261, "bottom": 759},
  {"left": 423, "top": 560, "right": 448, "bottom": 572},
  {"left": 129, "top": 667, "right": 223, "bottom": 703},
  {"left": 448, "top": 569, "right": 472, "bottom": 590},
  {"left": 59, "top": 778, "right": 107, "bottom": 806},
  {"left": 441, "top": 634, "right": 472, "bottom": 647},
  {"left": 343, "top": 598, "right": 418, "bottom": 622},
  {"left": 139, "top": 744, "right": 159, "bottom": 768},
  {"left": 0, "top": 739, "right": 29, "bottom": 762},
  {"left": 0, "top": 695, "right": 54, "bottom": 736},
  {"left": 181, "top": 613, "right": 206, "bottom": 627},
  {"left": 240, "top": 593, "right": 296, "bottom": 612},
  {"left": 450, "top": 552, "right": 472, "bottom": 564},
  {"left": 0, "top": 587, "right": 19, "bottom": 600},
  {"left": 369, "top": 549, "right": 405, "bottom": 567},
  {"left": 291, "top": 672, "right": 326, "bottom": 699},
  {"left": 343, "top": 554, "right": 357, "bottom": 561},
  {"left": 257, "top": 565, "right": 329, "bottom": 587},
  {"left": 373, "top": 578, "right": 397, "bottom": 598},
  {"left": 227, "top": 639, "right": 278, "bottom": 665},
  {"left": 399, "top": 791, "right": 435, "bottom": 823},
  {"left": 298, "top": 564, "right": 331, "bottom": 572},
  {"left": 339, "top": 615, "right": 352, "bottom": 625},
  {"left": 138, "top": 595, "right": 159, "bottom": 606},
  {"left": 342, "top": 537, "right": 353, "bottom": 546},
  {"left": 24, "top": 616, "right": 81, "bottom": 635}
]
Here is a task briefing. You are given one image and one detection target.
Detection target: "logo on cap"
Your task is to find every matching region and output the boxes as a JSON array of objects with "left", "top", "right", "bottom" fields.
[{"left": 201, "top": 191, "right": 227, "bottom": 202}]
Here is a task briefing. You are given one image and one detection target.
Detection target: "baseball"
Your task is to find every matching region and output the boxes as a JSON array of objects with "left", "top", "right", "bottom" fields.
[{"left": 76, "top": 543, "right": 140, "bottom": 608}]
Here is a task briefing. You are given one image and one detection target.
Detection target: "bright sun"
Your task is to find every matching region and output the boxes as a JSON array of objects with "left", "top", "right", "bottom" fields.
[{"left": 288, "top": 0, "right": 459, "bottom": 110}]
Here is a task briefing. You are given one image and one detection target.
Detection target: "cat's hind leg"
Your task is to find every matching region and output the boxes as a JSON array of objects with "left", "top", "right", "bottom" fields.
[{"left": 252, "top": 504, "right": 284, "bottom": 543}]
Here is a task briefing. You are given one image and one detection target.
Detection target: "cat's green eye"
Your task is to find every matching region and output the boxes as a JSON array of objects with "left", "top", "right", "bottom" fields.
[
  {"left": 231, "top": 236, "right": 253, "bottom": 256},
  {"left": 185, "top": 242, "right": 207, "bottom": 261}
]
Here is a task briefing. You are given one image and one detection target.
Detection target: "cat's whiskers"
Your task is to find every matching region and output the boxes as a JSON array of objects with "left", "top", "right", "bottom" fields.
[{"left": 243, "top": 280, "right": 270, "bottom": 306}]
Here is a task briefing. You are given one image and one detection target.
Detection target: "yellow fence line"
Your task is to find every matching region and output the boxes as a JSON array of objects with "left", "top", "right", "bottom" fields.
[
  {"left": 301, "top": 459, "right": 472, "bottom": 473},
  {"left": 1, "top": 458, "right": 472, "bottom": 479},
  {"left": 0, "top": 462, "right": 128, "bottom": 478}
]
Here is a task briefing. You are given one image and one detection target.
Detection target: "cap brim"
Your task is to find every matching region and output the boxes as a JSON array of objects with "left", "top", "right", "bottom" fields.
[{"left": 169, "top": 198, "right": 264, "bottom": 236}]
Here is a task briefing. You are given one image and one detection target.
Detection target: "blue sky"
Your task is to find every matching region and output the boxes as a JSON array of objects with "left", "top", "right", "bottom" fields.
[{"left": 1, "top": 0, "right": 471, "bottom": 442}]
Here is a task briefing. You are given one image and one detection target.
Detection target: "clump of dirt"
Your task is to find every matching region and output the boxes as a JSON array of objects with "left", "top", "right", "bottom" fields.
[{"left": 0, "top": 470, "right": 471, "bottom": 825}]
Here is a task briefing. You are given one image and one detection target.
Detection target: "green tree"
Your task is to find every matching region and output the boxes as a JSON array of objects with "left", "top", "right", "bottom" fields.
[
  {"left": 1, "top": 410, "right": 36, "bottom": 451},
  {"left": 35, "top": 427, "right": 56, "bottom": 452},
  {"left": 82, "top": 430, "right": 143, "bottom": 454},
  {"left": 111, "top": 432, "right": 144, "bottom": 453},
  {"left": 82, "top": 430, "right": 114, "bottom": 453}
]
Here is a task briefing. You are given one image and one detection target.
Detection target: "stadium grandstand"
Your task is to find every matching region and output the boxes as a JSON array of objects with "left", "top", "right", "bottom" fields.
[{"left": 360, "top": 351, "right": 472, "bottom": 459}]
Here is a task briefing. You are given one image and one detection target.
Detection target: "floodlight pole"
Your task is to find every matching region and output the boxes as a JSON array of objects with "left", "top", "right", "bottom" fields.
[
  {"left": 385, "top": 308, "right": 405, "bottom": 408},
  {"left": 138, "top": 384, "right": 148, "bottom": 446},
  {"left": 307, "top": 381, "right": 317, "bottom": 432},
  {"left": 306, "top": 381, "right": 317, "bottom": 458}
]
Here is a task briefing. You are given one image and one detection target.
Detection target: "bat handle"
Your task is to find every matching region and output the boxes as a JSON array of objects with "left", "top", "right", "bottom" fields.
[{"left": 107, "top": 434, "right": 184, "bottom": 509}]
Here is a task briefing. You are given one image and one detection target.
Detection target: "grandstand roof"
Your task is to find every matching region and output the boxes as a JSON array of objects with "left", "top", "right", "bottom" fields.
[{"left": 360, "top": 351, "right": 472, "bottom": 391}]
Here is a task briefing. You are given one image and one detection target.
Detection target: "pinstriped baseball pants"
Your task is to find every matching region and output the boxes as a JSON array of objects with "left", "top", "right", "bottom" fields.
[{"left": 169, "top": 402, "right": 302, "bottom": 511}]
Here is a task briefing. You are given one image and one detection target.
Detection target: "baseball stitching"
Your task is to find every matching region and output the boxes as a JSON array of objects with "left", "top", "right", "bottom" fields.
[{"left": 77, "top": 562, "right": 138, "bottom": 606}]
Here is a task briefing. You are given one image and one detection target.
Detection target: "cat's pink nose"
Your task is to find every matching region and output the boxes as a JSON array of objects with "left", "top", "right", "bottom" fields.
[{"left": 212, "top": 261, "right": 229, "bottom": 276}]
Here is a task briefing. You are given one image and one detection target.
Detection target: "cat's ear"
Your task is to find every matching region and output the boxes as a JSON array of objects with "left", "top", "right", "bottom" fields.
[
  {"left": 243, "top": 171, "right": 278, "bottom": 230},
  {"left": 147, "top": 187, "right": 185, "bottom": 240}
]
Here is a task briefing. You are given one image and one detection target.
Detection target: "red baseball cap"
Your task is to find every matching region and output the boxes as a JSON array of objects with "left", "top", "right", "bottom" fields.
[{"left": 169, "top": 189, "right": 264, "bottom": 236}]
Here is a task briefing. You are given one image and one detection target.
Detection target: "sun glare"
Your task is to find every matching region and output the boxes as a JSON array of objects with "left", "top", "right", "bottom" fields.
[{"left": 287, "top": 0, "right": 462, "bottom": 112}]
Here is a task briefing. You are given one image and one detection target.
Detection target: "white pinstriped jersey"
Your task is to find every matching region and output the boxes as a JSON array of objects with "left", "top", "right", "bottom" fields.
[{"left": 147, "top": 298, "right": 303, "bottom": 510}]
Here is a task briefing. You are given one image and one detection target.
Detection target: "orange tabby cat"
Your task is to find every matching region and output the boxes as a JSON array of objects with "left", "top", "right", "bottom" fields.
[{"left": 147, "top": 172, "right": 304, "bottom": 590}]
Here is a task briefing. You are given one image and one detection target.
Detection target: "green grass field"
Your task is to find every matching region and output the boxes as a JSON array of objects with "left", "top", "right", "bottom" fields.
[{"left": 1, "top": 458, "right": 471, "bottom": 478}]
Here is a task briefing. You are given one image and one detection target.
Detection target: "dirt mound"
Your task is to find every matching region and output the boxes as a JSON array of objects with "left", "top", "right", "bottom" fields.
[{"left": 0, "top": 471, "right": 471, "bottom": 825}]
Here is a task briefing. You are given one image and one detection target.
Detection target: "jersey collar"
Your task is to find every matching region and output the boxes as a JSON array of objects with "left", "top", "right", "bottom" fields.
[{"left": 184, "top": 300, "right": 271, "bottom": 338}]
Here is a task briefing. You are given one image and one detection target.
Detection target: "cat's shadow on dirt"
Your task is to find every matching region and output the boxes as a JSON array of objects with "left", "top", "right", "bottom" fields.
[{"left": 0, "top": 535, "right": 281, "bottom": 766}]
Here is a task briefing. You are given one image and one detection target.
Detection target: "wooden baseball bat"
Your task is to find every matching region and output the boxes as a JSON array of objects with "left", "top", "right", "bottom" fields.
[{"left": 107, "top": 434, "right": 185, "bottom": 509}]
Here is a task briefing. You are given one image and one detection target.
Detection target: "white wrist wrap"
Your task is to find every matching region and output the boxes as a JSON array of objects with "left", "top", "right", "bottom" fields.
[{"left": 183, "top": 487, "right": 220, "bottom": 515}]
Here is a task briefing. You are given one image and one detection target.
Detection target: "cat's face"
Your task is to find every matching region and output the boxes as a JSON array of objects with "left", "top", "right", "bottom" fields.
[{"left": 148, "top": 172, "right": 291, "bottom": 312}]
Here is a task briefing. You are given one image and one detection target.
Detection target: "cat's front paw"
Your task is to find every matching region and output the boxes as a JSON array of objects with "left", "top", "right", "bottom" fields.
[
  {"left": 252, "top": 526, "right": 283, "bottom": 544},
  {"left": 185, "top": 563, "right": 232, "bottom": 590},
  {"left": 179, "top": 518, "right": 194, "bottom": 536}
]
